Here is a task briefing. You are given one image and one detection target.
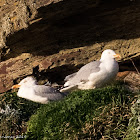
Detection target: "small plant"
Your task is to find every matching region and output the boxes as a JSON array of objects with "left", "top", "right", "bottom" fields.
[{"left": 0, "top": 92, "right": 41, "bottom": 137}]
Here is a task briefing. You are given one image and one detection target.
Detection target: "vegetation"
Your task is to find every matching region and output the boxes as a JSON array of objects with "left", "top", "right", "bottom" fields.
[
  {"left": 124, "top": 95, "right": 140, "bottom": 140},
  {"left": 26, "top": 83, "right": 137, "bottom": 140},
  {"left": 0, "top": 83, "right": 138, "bottom": 139},
  {"left": 0, "top": 92, "right": 41, "bottom": 137}
]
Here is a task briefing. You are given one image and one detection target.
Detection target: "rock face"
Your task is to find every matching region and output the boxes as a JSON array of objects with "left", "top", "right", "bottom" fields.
[
  {"left": 0, "top": 0, "right": 140, "bottom": 92},
  {"left": 117, "top": 71, "right": 140, "bottom": 92}
]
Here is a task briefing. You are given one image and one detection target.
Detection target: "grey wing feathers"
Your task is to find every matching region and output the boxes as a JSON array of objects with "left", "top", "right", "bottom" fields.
[
  {"left": 64, "top": 72, "right": 77, "bottom": 81},
  {"left": 34, "top": 85, "right": 66, "bottom": 101},
  {"left": 77, "top": 61, "right": 100, "bottom": 77},
  {"left": 66, "top": 61, "right": 101, "bottom": 84}
]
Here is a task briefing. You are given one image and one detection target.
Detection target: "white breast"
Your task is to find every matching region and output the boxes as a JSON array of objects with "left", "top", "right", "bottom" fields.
[
  {"left": 85, "top": 59, "right": 119, "bottom": 88},
  {"left": 17, "top": 86, "right": 48, "bottom": 103}
]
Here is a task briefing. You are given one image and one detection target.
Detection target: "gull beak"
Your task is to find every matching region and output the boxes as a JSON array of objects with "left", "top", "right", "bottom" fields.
[
  {"left": 113, "top": 54, "right": 121, "bottom": 59},
  {"left": 12, "top": 84, "right": 21, "bottom": 89}
]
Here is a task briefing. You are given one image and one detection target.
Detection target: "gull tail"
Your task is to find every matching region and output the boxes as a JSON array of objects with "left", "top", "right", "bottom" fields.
[{"left": 60, "top": 85, "right": 78, "bottom": 93}]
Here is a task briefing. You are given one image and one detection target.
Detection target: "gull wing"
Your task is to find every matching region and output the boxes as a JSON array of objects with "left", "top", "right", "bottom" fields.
[
  {"left": 65, "top": 61, "right": 101, "bottom": 85},
  {"left": 64, "top": 72, "right": 77, "bottom": 81},
  {"left": 33, "top": 85, "right": 67, "bottom": 101}
]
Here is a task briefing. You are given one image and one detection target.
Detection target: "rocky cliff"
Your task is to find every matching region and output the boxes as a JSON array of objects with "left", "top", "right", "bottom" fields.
[{"left": 0, "top": 0, "right": 139, "bottom": 93}]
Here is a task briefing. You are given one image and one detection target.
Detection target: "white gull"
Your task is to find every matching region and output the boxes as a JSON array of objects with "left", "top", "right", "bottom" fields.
[
  {"left": 60, "top": 49, "right": 121, "bottom": 92},
  {"left": 12, "top": 77, "right": 67, "bottom": 104}
]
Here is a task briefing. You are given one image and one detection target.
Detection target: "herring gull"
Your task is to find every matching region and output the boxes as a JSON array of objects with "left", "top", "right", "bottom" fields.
[
  {"left": 12, "top": 77, "right": 67, "bottom": 104},
  {"left": 60, "top": 49, "right": 121, "bottom": 92}
]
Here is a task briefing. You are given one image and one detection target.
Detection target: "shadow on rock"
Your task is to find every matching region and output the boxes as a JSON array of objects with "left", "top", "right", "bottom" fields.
[{"left": 5, "top": 0, "right": 140, "bottom": 59}]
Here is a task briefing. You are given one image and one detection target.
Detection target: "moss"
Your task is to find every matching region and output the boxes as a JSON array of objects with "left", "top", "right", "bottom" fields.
[{"left": 26, "top": 84, "right": 135, "bottom": 140}]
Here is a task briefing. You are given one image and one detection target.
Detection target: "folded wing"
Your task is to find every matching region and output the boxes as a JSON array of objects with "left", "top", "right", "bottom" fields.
[
  {"left": 34, "top": 85, "right": 67, "bottom": 101},
  {"left": 65, "top": 61, "right": 101, "bottom": 86}
]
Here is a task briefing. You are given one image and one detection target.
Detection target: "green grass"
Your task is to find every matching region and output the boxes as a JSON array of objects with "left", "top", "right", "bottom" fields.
[
  {"left": 124, "top": 117, "right": 139, "bottom": 140},
  {"left": 26, "top": 83, "right": 136, "bottom": 140},
  {"left": 124, "top": 95, "right": 140, "bottom": 140}
]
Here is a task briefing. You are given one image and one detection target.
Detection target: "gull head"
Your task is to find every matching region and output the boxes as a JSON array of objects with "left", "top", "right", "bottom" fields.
[
  {"left": 12, "top": 76, "right": 37, "bottom": 89},
  {"left": 100, "top": 49, "right": 121, "bottom": 61}
]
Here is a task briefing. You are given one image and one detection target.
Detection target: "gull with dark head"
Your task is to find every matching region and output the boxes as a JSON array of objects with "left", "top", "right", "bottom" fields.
[
  {"left": 60, "top": 49, "right": 121, "bottom": 92},
  {"left": 12, "top": 77, "right": 67, "bottom": 104}
]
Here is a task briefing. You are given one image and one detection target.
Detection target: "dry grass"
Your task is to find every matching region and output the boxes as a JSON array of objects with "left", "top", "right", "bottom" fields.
[{"left": 78, "top": 105, "right": 131, "bottom": 140}]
